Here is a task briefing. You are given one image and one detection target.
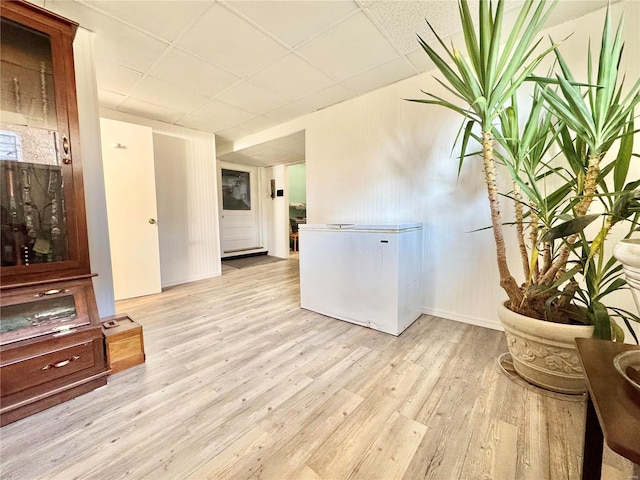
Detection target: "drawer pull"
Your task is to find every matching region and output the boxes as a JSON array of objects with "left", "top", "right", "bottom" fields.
[
  {"left": 36, "top": 288, "right": 68, "bottom": 297},
  {"left": 42, "top": 355, "right": 80, "bottom": 370}
]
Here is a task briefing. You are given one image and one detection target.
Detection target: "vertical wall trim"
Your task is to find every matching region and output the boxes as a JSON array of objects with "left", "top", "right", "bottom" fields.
[{"left": 73, "top": 28, "right": 116, "bottom": 317}]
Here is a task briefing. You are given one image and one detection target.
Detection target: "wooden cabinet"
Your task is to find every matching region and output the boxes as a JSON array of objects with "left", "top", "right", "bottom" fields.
[{"left": 0, "top": 1, "right": 108, "bottom": 426}]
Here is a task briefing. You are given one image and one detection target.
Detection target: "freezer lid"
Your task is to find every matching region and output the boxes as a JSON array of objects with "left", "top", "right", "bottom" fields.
[{"left": 299, "top": 223, "right": 422, "bottom": 233}]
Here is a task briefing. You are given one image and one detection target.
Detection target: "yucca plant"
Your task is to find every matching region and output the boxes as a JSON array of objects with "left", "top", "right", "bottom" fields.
[
  {"left": 530, "top": 5, "right": 640, "bottom": 338},
  {"left": 408, "top": 0, "right": 559, "bottom": 315},
  {"left": 410, "top": 0, "right": 640, "bottom": 339}
]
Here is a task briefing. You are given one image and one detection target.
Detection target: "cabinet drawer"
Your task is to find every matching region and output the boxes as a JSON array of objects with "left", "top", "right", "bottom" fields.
[{"left": 1, "top": 339, "right": 98, "bottom": 396}]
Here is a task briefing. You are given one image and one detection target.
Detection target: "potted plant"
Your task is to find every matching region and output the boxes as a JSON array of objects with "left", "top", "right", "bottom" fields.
[{"left": 410, "top": 0, "right": 640, "bottom": 393}]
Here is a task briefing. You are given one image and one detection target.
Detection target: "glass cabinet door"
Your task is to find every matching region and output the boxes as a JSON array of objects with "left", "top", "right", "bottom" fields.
[
  {"left": 0, "top": 281, "right": 93, "bottom": 345},
  {"left": 0, "top": 17, "right": 70, "bottom": 268}
]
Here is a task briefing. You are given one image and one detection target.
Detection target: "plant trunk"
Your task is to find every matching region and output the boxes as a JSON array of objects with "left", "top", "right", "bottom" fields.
[
  {"left": 481, "top": 131, "right": 524, "bottom": 309},
  {"left": 513, "top": 182, "right": 531, "bottom": 282},
  {"left": 541, "top": 155, "right": 602, "bottom": 285}
]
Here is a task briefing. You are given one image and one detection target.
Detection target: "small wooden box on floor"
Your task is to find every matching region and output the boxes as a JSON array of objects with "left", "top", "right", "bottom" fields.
[{"left": 101, "top": 315, "right": 145, "bottom": 374}]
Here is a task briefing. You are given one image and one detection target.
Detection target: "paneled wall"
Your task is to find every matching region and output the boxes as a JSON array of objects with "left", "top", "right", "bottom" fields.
[
  {"left": 100, "top": 109, "right": 221, "bottom": 287},
  {"left": 311, "top": 3, "right": 640, "bottom": 331},
  {"left": 306, "top": 72, "right": 506, "bottom": 329},
  {"left": 236, "top": 3, "right": 640, "bottom": 335}
]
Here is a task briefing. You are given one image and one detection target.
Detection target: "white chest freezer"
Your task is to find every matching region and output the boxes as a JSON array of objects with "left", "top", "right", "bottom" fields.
[{"left": 299, "top": 223, "right": 423, "bottom": 336}]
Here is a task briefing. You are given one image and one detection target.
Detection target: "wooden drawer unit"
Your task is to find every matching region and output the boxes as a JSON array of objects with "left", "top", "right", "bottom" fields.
[
  {"left": 102, "top": 316, "right": 145, "bottom": 374},
  {"left": 0, "top": 327, "right": 108, "bottom": 426},
  {"left": 2, "top": 336, "right": 99, "bottom": 396}
]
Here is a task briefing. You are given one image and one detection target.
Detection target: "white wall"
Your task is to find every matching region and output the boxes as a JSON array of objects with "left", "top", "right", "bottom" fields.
[
  {"left": 232, "top": 3, "right": 640, "bottom": 335},
  {"left": 73, "top": 28, "right": 115, "bottom": 317},
  {"left": 100, "top": 109, "right": 221, "bottom": 287},
  {"left": 266, "top": 164, "right": 289, "bottom": 259}
]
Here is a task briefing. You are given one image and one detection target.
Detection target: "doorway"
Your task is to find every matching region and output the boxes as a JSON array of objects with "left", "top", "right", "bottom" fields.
[
  {"left": 219, "top": 161, "right": 263, "bottom": 257},
  {"left": 287, "top": 163, "right": 306, "bottom": 254}
]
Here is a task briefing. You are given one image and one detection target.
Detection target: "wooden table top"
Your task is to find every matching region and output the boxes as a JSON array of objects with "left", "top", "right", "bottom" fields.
[{"left": 575, "top": 338, "right": 640, "bottom": 464}]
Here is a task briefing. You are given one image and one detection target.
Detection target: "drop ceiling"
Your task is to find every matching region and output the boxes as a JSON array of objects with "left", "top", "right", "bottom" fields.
[{"left": 33, "top": 0, "right": 611, "bottom": 151}]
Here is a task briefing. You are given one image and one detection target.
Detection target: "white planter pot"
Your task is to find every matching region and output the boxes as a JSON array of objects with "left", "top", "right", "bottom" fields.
[
  {"left": 613, "top": 239, "right": 640, "bottom": 314},
  {"left": 498, "top": 302, "right": 594, "bottom": 394}
]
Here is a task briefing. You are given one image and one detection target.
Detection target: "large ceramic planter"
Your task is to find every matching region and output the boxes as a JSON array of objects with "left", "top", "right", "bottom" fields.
[
  {"left": 498, "top": 302, "right": 594, "bottom": 394},
  {"left": 613, "top": 239, "right": 640, "bottom": 314}
]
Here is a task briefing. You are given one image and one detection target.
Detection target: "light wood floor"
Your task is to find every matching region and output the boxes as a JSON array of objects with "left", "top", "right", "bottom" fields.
[{"left": 1, "top": 257, "right": 637, "bottom": 479}]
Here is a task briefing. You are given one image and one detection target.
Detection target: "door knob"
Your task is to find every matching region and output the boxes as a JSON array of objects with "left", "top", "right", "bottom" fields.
[{"left": 149, "top": 218, "right": 157, "bottom": 224}]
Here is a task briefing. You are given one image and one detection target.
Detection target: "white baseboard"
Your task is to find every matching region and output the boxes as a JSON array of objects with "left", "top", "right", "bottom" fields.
[{"left": 422, "top": 306, "right": 504, "bottom": 332}]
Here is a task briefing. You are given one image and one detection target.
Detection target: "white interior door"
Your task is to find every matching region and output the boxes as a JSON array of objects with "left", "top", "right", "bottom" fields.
[
  {"left": 219, "top": 162, "right": 262, "bottom": 255},
  {"left": 100, "top": 117, "right": 162, "bottom": 300}
]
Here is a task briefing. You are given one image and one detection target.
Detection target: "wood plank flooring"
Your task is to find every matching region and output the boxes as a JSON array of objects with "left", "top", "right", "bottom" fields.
[{"left": 1, "top": 257, "right": 637, "bottom": 479}]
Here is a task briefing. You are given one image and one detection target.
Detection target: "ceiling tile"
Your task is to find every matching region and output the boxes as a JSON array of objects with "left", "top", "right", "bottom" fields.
[
  {"left": 216, "top": 125, "right": 254, "bottom": 142},
  {"left": 298, "top": 12, "right": 399, "bottom": 81},
  {"left": 97, "top": 89, "right": 126, "bottom": 110},
  {"left": 226, "top": 0, "right": 359, "bottom": 48},
  {"left": 405, "top": 48, "right": 436, "bottom": 74},
  {"left": 342, "top": 57, "right": 416, "bottom": 94},
  {"left": 92, "top": 29, "right": 168, "bottom": 73},
  {"left": 118, "top": 98, "right": 182, "bottom": 123},
  {"left": 250, "top": 54, "right": 335, "bottom": 101},
  {"left": 45, "top": 0, "right": 169, "bottom": 73},
  {"left": 175, "top": 114, "right": 231, "bottom": 134},
  {"left": 268, "top": 132, "right": 305, "bottom": 154},
  {"left": 85, "top": 1, "right": 212, "bottom": 41},
  {"left": 297, "top": 84, "right": 355, "bottom": 110},
  {"left": 190, "top": 100, "right": 255, "bottom": 127},
  {"left": 147, "top": 48, "right": 241, "bottom": 98},
  {"left": 216, "top": 82, "right": 289, "bottom": 115},
  {"left": 94, "top": 60, "right": 143, "bottom": 94},
  {"left": 263, "top": 102, "right": 312, "bottom": 124},
  {"left": 128, "top": 77, "right": 209, "bottom": 113},
  {"left": 44, "top": 0, "right": 108, "bottom": 32},
  {"left": 363, "top": 1, "right": 475, "bottom": 54},
  {"left": 235, "top": 115, "right": 279, "bottom": 134},
  {"left": 176, "top": 3, "right": 289, "bottom": 77}
]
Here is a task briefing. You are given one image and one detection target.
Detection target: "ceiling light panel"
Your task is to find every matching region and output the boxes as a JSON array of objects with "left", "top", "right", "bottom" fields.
[{"left": 176, "top": 3, "right": 289, "bottom": 77}]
